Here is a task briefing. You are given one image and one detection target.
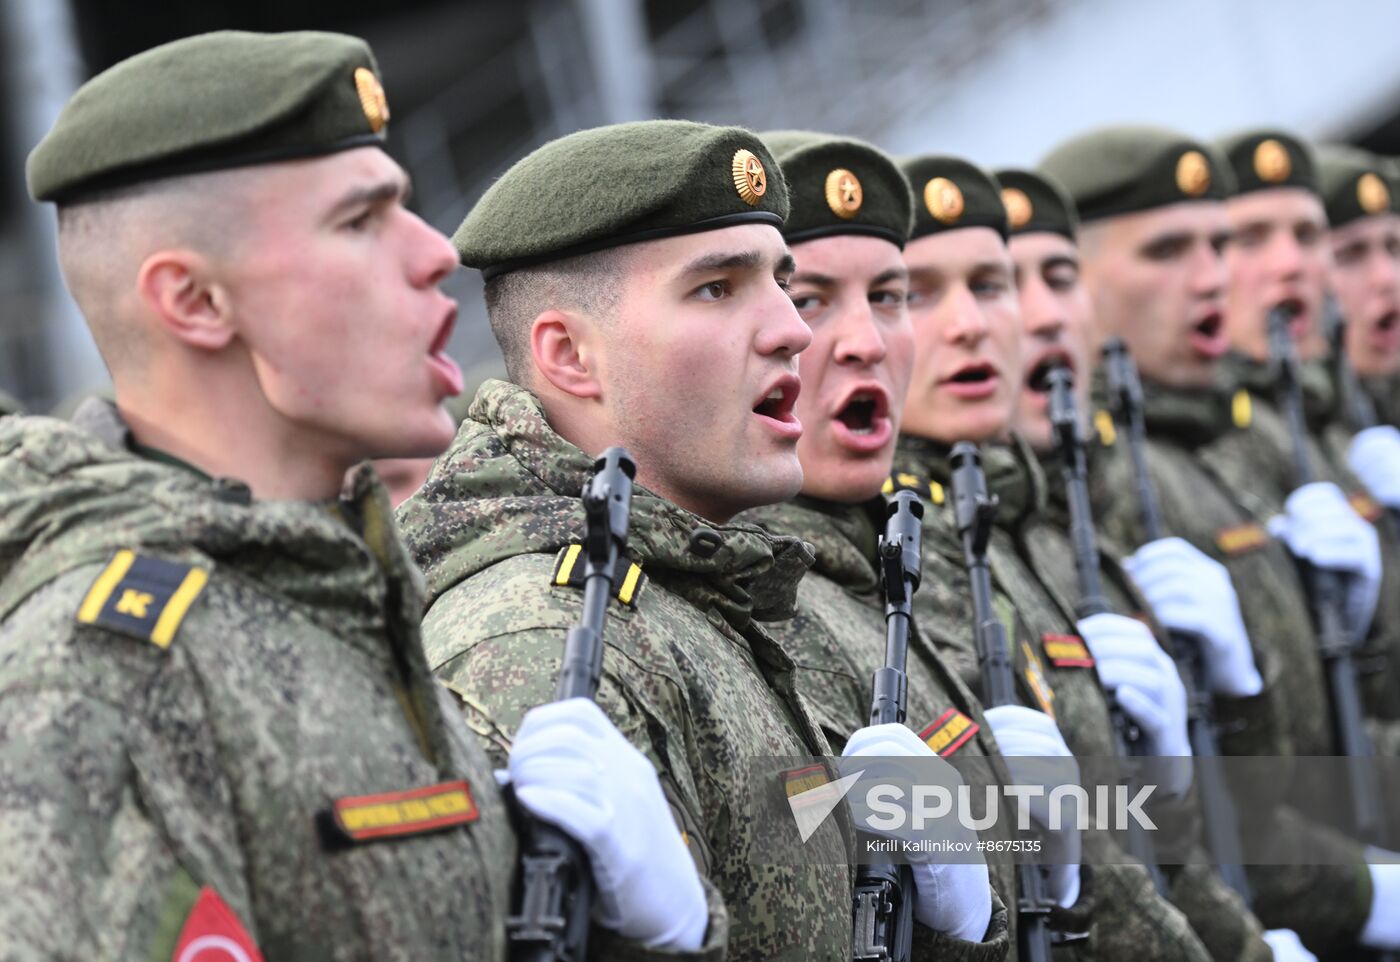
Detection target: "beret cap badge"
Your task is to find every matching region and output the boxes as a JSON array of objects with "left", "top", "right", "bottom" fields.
[
  {"left": 353, "top": 67, "right": 389, "bottom": 133},
  {"left": 824, "top": 168, "right": 863, "bottom": 219},
  {"left": 1253, "top": 139, "right": 1291, "bottom": 183},
  {"left": 1358, "top": 172, "right": 1391, "bottom": 214},
  {"left": 925, "top": 176, "right": 965, "bottom": 224},
  {"left": 732, "top": 148, "right": 768, "bottom": 206},
  {"left": 1175, "top": 150, "right": 1211, "bottom": 197},
  {"left": 1002, "top": 187, "right": 1033, "bottom": 229}
]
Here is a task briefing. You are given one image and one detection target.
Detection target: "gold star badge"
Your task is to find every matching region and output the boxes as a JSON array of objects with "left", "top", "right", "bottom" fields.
[
  {"left": 354, "top": 67, "right": 390, "bottom": 133},
  {"left": 732, "top": 149, "right": 767, "bottom": 206},
  {"left": 1002, "top": 187, "right": 1033, "bottom": 230},
  {"left": 1358, "top": 172, "right": 1391, "bottom": 214},
  {"left": 925, "top": 177, "right": 964, "bottom": 224},
  {"left": 1176, "top": 150, "right": 1210, "bottom": 197},
  {"left": 1253, "top": 139, "right": 1291, "bottom": 183},
  {"left": 825, "top": 168, "right": 863, "bottom": 219}
]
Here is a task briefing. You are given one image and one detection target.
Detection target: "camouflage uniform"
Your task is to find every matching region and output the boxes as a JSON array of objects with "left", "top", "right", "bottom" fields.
[
  {"left": 740, "top": 496, "right": 1013, "bottom": 960},
  {"left": 0, "top": 387, "right": 22, "bottom": 417},
  {"left": 891, "top": 434, "right": 1213, "bottom": 962},
  {"left": 1088, "top": 375, "right": 1376, "bottom": 954},
  {"left": 399, "top": 379, "right": 876, "bottom": 962},
  {"left": 1359, "top": 373, "right": 1400, "bottom": 429},
  {"left": 1206, "top": 355, "right": 1400, "bottom": 740},
  {"left": 1028, "top": 445, "right": 1269, "bottom": 962},
  {"left": 0, "top": 400, "right": 727, "bottom": 962}
]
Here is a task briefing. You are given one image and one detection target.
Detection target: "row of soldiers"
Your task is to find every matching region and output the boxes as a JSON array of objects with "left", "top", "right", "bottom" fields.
[{"left": 3, "top": 26, "right": 1400, "bottom": 962}]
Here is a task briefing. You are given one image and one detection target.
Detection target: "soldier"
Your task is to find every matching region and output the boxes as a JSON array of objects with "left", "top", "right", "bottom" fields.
[
  {"left": 0, "top": 31, "right": 721, "bottom": 960},
  {"left": 1041, "top": 124, "right": 1400, "bottom": 955},
  {"left": 889, "top": 154, "right": 1212, "bottom": 961},
  {"left": 1314, "top": 146, "right": 1400, "bottom": 504},
  {"left": 396, "top": 119, "right": 996, "bottom": 960},
  {"left": 998, "top": 165, "right": 1295, "bottom": 962},
  {"left": 735, "top": 130, "right": 1022, "bottom": 957}
]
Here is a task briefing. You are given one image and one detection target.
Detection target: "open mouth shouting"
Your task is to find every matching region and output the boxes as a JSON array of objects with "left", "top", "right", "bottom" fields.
[
  {"left": 831, "top": 383, "right": 893, "bottom": 453},
  {"left": 1368, "top": 308, "right": 1400, "bottom": 353},
  {"left": 1188, "top": 309, "right": 1229, "bottom": 360},
  {"left": 1023, "top": 348, "right": 1074, "bottom": 407},
  {"left": 940, "top": 361, "right": 1001, "bottom": 400},
  {"left": 427, "top": 304, "right": 465, "bottom": 397},
  {"left": 754, "top": 374, "right": 803, "bottom": 441}
]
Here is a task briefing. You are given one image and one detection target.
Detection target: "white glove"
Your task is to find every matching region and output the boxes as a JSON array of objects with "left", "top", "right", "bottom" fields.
[
  {"left": 1078, "top": 612, "right": 1193, "bottom": 796},
  {"left": 1263, "top": 929, "right": 1317, "bottom": 961},
  {"left": 1267, "top": 481, "right": 1381, "bottom": 643},
  {"left": 843, "top": 724, "right": 994, "bottom": 942},
  {"left": 508, "top": 698, "right": 707, "bottom": 951},
  {"left": 1348, "top": 425, "right": 1400, "bottom": 509},
  {"left": 1124, "top": 537, "right": 1263, "bottom": 697},
  {"left": 983, "top": 705, "right": 1082, "bottom": 907},
  {"left": 1361, "top": 849, "right": 1400, "bottom": 949}
]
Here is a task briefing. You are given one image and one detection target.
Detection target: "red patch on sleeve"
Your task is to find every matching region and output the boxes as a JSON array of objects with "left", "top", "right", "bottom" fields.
[{"left": 172, "top": 887, "right": 265, "bottom": 962}]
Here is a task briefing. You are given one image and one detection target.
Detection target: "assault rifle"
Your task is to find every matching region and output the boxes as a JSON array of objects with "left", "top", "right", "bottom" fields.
[
  {"left": 948, "top": 443, "right": 1054, "bottom": 962},
  {"left": 1099, "top": 338, "right": 1251, "bottom": 902},
  {"left": 508, "top": 447, "right": 636, "bottom": 962},
  {"left": 852, "top": 490, "right": 923, "bottom": 961}
]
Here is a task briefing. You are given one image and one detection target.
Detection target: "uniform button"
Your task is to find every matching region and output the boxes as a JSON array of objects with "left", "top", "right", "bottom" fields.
[{"left": 688, "top": 526, "right": 723, "bottom": 557}]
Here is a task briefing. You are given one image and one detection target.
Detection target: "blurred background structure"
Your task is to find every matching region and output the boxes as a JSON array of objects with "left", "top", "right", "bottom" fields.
[{"left": 4, "top": 0, "right": 1400, "bottom": 412}]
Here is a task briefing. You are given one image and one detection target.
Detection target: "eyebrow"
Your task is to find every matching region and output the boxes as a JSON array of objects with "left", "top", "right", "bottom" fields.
[
  {"left": 325, "top": 175, "right": 411, "bottom": 221},
  {"left": 679, "top": 248, "right": 795, "bottom": 279},
  {"left": 1040, "top": 254, "right": 1079, "bottom": 272}
]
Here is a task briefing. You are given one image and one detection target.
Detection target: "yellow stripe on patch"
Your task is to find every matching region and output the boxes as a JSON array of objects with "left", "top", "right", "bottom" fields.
[
  {"left": 555, "top": 543, "right": 582, "bottom": 586},
  {"left": 77, "top": 550, "right": 136, "bottom": 624},
  {"left": 149, "top": 567, "right": 209, "bottom": 649},
  {"left": 928, "top": 481, "right": 945, "bottom": 505},
  {"left": 617, "top": 563, "right": 643, "bottom": 605}
]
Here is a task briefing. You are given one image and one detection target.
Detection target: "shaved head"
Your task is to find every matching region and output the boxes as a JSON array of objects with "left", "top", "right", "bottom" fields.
[{"left": 55, "top": 168, "right": 258, "bottom": 377}]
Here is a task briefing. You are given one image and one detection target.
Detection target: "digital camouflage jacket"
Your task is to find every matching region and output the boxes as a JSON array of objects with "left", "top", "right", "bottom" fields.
[{"left": 398, "top": 380, "right": 861, "bottom": 962}]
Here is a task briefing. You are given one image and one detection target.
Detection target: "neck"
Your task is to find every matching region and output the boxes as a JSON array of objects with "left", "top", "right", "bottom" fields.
[{"left": 117, "top": 363, "right": 353, "bottom": 502}]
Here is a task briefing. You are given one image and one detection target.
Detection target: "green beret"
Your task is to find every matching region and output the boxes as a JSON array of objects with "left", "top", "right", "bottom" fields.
[
  {"left": 759, "top": 131, "right": 912, "bottom": 247},
  {"left": 455, "top": 121, "right": 789, "bottom": 279},
  {"left": 898, "top": 155, "right": 1007, "bottom": 240},
  {"left": 1040, "top": 126, "right": 1233, "bottom": 222},
  {"left": 28, "top": 31, "right": 389, "bottom": 204},
  {"left": 1315, "top": 144, "right": 1397, "bottom": 228},
  {"left": 994, "top": 168, "right": 1078, "bottom": 240},
  {"left": 1213, "top": 128, "right": 1318, "bottom": 196}
]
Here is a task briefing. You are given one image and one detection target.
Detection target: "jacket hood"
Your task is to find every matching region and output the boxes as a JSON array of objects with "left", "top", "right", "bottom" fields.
[
  {"left": 0, "top": 399, "right": 409, "bottom": 625},
  {"left": 398, "top": 379, "right": 813, "bottom": 625}
]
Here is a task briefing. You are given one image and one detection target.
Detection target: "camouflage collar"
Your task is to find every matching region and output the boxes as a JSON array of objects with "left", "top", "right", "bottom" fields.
[
  {"left": 893, "top": 433, "right": 1044, "bottom": 534},
  {"left": 1223, "top": 351, "right": 1338, "bottom": 433},
  {"left": 739, "top": 496, "right": 881, "bottom": 596},
  {"left": 1091, "top": 363, "right": 1235, "bottom": 447},
  {"left": 403, "top": 379, "right": 813, "bottom": 626}
]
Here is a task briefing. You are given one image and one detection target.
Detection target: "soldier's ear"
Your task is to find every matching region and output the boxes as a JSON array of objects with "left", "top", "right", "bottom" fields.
[
  {"left": 135, "top": 249, "right": 236, "bottom": 351},
  {"left": 530, "top": 308, "right": 602, "bottom": 401}
]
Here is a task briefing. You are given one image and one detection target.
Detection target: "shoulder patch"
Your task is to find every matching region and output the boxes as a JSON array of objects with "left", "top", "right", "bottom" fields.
[
  {"left": 75, "top": 550, "right": 209, "bottom": 649},
  {"left": 1042, "top": 632, "right": 1095, "bottom": 668},
  {"left": 551, "top": 544, "right": 646, "bottom": 607},
  {"left": 1216, "top": 522, "right": 1269, "bottom": 556},
  {"left": 882, "top": 471, "right": 945, "bottom": 505},
  {"left": 1348, "top": 491, "right": 1385, "bottom": 524},
  {"left": 919, "top": 708, "right": 980, "bottom": 757}
]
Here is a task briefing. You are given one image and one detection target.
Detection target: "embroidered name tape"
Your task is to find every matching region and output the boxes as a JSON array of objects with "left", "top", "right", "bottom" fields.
[
  {"left": 76, "top": 550, "right": 209, "bottom": 648},
  {"left": 552, "top": 544, "right": 646, "bottom": 607},
  {"left": 1042, "top": 633, "right": 1094, "bottom": 668},
  {"left": 328, "top": 780, "right": 479, "bottom": 844},
  {"left": 1349, "top": 491, "right": 1384, "bottom": 524},
  {"left": 919, "top": 708, "right": 980, "bottom": 757}
]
